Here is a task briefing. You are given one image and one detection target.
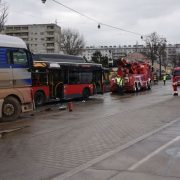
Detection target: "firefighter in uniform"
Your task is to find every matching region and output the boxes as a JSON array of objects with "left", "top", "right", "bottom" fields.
[{"left": 115, "top": 75, "right": 124, "bottom": 95}]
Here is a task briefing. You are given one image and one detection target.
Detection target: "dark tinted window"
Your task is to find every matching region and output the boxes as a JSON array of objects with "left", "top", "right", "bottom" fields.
[
  {"left": 174, "top": 70, "right": 180, "bottom": 76},
  {"left": 79, "top": 72, "right": 92, "bottom": 84}
]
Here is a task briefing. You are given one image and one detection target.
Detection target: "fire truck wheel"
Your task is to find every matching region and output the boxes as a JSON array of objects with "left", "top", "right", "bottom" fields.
[
  {"left": 136, "top": 83, "right": 141, "bottom": 92},
  {"left": 34, "top": 91, "right": 46, "bottom": 107},
  {"left": 2, "top": 96, "right": 21, "bottom": 122},
  {"left": 82, "top": 88, "right": 90, "bottom": 100}
]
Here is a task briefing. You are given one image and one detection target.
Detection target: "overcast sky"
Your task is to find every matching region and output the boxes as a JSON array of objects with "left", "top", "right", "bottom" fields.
[{"left": 4, "top": 0, "right": 180, "bottom": 46}]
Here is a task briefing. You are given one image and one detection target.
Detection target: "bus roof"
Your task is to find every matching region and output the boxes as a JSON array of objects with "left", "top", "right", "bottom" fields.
[
  {"left": 33, "top": 60, "right": 102, "bottom": 69},
  {"left": 0, "top": 34, "right": 27, "bottom": 49},
  {"left": 33, "top": 53, "right": 85, "bottom": 63}
]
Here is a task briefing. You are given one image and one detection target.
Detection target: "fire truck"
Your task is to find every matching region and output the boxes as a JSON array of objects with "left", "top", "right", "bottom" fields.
[
  {"left": 172, "top": 67, "right": 180, "bottom": 96},
  {"left": 110, "top": 58, "right": 152, "bottom": 93}
]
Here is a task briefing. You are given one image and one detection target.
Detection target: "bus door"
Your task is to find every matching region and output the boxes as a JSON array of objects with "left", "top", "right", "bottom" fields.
[
  {"left": 102, "top": 68, "right": 110, "bottom": 92},
  {"left": 0, "top": 47, "right": 13, "bottom": 88},
  {"left": 93, "top": 70, "right": 103, "bottom": 94},
  {"left": 10, "top": 48, "right": 32, "bottom": 87},
  {"left": 49, "top": 68, "right": 64, "bottom": 100}
]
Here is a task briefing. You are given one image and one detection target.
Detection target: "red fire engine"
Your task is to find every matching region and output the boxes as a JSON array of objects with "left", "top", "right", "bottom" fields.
[
  {"left": 110, "top": 58, "right": 152, "bottom": 93},
  {"left": 172, "top": 67, "right": 180, "bottom": 96}
]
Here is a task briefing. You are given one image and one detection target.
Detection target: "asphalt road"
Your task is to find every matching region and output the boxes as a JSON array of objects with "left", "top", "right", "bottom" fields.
[{"left": 0, "top": 80, "right": 180, "bottom": 180}]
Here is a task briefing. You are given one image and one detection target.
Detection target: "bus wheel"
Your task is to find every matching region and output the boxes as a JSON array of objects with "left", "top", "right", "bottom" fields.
[
  {"left": 34, "top": 91, "right": 45, "bottom": 107},
  {"left": 2, "top": 97, "right": 21, "bottom": 122},
  {"left": 82, "top": 88, "right": 90, "bottom": 100}
]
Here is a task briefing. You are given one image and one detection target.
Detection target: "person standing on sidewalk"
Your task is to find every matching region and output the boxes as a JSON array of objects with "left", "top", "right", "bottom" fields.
[{"left": 163, "top": 74, "right": 167, "bottom": 85}]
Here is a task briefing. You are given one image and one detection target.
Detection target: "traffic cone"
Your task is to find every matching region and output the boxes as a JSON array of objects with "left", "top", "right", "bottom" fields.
[{"left": 67, "top": 102, "right": 73, "bottom": 112}]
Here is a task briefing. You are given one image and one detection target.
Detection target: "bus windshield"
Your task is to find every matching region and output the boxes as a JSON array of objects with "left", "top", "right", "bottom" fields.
[{"left": 174, "top": 70, "right": 180, "bottom": 76}]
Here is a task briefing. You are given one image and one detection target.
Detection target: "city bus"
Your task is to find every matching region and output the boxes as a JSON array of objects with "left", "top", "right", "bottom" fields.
[
  {"left": 0, "top": 35, "right": 34, "bottom": 122},
  {"left": 32, "top": 60, "right": 105, "bottom": 106}
]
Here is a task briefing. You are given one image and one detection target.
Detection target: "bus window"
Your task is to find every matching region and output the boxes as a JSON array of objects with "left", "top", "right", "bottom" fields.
[
  {"left": 32, "top": 69, "right": 47, "bottom": 86},
  {"left": 12, "top": 49, "right": 28, "bottom": 65},
  {"left": 79, "top": 72, "right": 92, "bottom": 84},
  {"left": 69, "top": 71, "right": 79, "bottom": 84}
]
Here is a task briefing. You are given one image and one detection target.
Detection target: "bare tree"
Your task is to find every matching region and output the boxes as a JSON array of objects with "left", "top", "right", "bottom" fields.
[
  {"left": 61, "top": 28, "right": 85, "bottom": 55},
  {"left": 92, "top": 51, "right": 102, "bottom": 63},
  {"left": 143, "top": 32, "right": 166, "bottom": 67},
  {"left": 171, "top": 53, "right": 180, "bottom": 68},
  {"left": 156, "top": 38, "right": 167, "bottom": 79},
  {"left": 0, "top": 0, "right": 8, "bottom": 32}
]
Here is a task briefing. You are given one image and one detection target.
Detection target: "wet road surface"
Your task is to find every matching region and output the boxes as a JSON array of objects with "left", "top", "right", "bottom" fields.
[{"left": 0, "top": 81, "right": 180, "bottom": 180}]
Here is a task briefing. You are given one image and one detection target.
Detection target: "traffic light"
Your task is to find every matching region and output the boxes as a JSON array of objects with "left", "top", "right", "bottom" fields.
[
  {"left": 42, "top": 0, "right": 46, "bottom": 3},
  {"left": 97, "top": 24, "right": 101, "bottom": 29}
]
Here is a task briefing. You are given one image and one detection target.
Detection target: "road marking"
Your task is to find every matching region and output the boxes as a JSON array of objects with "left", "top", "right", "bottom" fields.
[
  {"left": 52, "top": 117, "right": 180, "bottom": 180},
  {"left": 128, "top": 136, "right": 180, "bottom": 171}
]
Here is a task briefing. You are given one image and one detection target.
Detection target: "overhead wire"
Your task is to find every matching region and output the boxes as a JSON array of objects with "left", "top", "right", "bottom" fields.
[{"left": 51, "top": 0, "right": 142, "bottom": 37}]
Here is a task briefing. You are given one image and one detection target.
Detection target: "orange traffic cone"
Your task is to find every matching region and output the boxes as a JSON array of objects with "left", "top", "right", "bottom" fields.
[{"left": 67, "top": 102, "right": 73, "bottom": 112}]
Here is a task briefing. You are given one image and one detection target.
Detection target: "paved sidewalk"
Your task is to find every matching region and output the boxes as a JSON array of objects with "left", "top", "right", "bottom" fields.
[{"left": 53, "top": 116, "right": 180, "bottom": 180}]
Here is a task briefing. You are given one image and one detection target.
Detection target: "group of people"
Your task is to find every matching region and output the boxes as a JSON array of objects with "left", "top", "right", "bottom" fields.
[{"left": 153, "top": 73, "right": 168, "bottom": 85}]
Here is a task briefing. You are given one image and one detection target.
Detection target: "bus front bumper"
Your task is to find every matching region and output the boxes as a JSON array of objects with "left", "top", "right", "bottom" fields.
[{"left": 0, "top": 99, "right": 4, "bottom": 118}]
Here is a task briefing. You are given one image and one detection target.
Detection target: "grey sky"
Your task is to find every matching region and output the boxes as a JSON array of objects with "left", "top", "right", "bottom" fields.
[{"left": 5, "top": 0, "right": 180, "bottom": 46}]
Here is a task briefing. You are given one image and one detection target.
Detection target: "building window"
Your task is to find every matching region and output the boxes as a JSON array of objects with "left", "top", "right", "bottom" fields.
[
  {"left": 46, "top": 37, "right": 54, "bottom": 41},
  {"left": 47, "top": 43, "right": 54, "bottom": 47},
  {"left": 47, "top": 32, "right": 54, "bottom": 35},
  {"left": 47, "top": 49, "right": 54, "bottom": 53},
  {"left": 47, "top": 25, "right": 54, "bottom": 30},
  {"left": 22, "top": 26, "right": 28, "bottom": 30},
  {"left": 14, "top": 27, "right": 21, "bottom": 30}
]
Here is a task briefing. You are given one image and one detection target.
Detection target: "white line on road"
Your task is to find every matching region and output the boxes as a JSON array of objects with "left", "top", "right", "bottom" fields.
[
  {"left": 52, "top": 117, "right": 180, "bottom": 180},
  {"left": 128, "top": 136, "right": 180, "bottom": 171}
]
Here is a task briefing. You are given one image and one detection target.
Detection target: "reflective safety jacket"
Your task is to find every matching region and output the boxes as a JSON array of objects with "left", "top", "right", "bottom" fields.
[
  {"left": 116, "top": 77, "right": 123, "bottom": 86},
  {"left": 163, "top": 75, "right": 167, "bottom": 81}
]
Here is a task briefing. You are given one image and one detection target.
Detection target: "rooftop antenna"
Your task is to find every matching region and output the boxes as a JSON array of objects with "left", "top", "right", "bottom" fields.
[{"left": 55, "top": 19, "right": 57, "bottom": 25}]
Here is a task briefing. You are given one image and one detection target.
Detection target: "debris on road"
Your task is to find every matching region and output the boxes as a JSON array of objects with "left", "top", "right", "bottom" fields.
[
  {"left": 0, "top": 126, "right": 29, "bottom": 138},
  {"left": 58, "top": 105, "right": 66, "bottom": 110}
]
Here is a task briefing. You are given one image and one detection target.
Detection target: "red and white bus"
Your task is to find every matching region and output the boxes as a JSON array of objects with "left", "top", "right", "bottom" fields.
[{"left": 32, "top": 61, "right": 105, "bottom": 106}]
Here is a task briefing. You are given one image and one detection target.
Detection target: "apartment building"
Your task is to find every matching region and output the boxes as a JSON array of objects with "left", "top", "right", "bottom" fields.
[
  {"left": 83, "top": 44, "right": 180, "bottom": 66},
  {"left": 82, "top": 44, "right": 147, "bottom": 63},
  {"left": 3, "top": 23, "right": 61, "bottom": 53}
]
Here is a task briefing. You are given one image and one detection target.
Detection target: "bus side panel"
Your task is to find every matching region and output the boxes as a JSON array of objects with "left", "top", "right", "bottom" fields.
[
  {"left": 0, "top": 68, "right": 13, "bottom": 88},
  {"left": 0, "top": 87, "right": 33, "bottom": 112},
  {"left": 64, "top": 84, "right": 93, "bottom": 99},
  {"left": 0, "top": 87, "right": 32, "bottom": 103},
  {"left": 12, "top": 67, "right": 32, "bottom": 87},
  {"left": 0, "top": 48, "right": 13, "bottom": 88},
  {"left": 32, "top": 86, "right": 50, "bottom": 100}
]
